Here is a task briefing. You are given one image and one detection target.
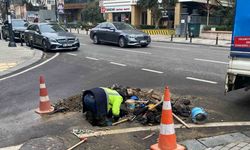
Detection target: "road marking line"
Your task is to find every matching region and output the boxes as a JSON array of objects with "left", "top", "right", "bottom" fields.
[
  {"left": 0, "top": 144, "right": 23, "bottom": 150},
  {"left": 0, "top": 53, "right": 60, "bottom": 82},
  {"left": 186, "top": 77, "right": 218, "bottom": 84},
  {"left": 86, "top": 57, "right": 99, "bottom": 60},
  {"left": 80, "top": 43, "right": 87, "bottom": 46},
  {"left": 194, "top": 58, "right": 229, "bottom": 65},
  {"left": 67, "top": 53, "right": 77, "bottom": 56},
  {"left": 151, "top": 46, "right": 188, "bottom": 50},
  {"left": 141, "top": 68, "right": 164, "bottom": 74},
  {"left": 112, "top": 48, "right": 151, "bottom": 55},
  {"left": 110, "top": 62, "right": 127, "bottom": 67}
]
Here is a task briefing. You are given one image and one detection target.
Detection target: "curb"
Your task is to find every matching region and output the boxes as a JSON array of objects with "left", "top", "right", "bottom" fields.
[
  {"left": 152, "top": 40, "right": 231, "bottom": 48},
  {"left": 0, "top": 145, "right": 23, "bottom": 150},
  {"left": 0, "top": 49, "right": 43, "bottom": 78}
]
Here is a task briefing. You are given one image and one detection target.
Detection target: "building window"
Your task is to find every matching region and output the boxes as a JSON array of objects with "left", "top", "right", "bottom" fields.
[
  {"left": 47, "top": 0, "right": 55, "bottom": 4},
  {"left": 141, "top": 11, "right": 147, "bottom": 25}
]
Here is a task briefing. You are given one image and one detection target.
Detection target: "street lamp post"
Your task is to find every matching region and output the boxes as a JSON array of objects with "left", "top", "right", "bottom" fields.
[
  {"left": 55, "top": 0, "right": 58, "bottom": 22},
  {"left": 5, "top": 0, "right": 16, "bottom": 47}
]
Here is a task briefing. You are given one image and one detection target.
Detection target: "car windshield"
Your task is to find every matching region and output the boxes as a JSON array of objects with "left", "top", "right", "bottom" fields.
[
  {"left": 12, "top": 20, "right": 27, "bottom": 27},
  {"left": 113, "top": 22, "right": 134, "bottom": 30},
  {"left": 40, "top": 24, "right": 65, "bottom": 33}
]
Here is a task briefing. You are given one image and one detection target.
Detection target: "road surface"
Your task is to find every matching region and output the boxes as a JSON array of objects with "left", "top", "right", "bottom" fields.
[{"left": 0, "top": 34, "right": 249, "bottom": 148}]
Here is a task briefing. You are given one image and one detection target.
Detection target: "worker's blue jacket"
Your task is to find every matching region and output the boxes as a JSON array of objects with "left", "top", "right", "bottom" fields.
[{"left": 82, "top": 87, "right": 123, "bottom": 117}]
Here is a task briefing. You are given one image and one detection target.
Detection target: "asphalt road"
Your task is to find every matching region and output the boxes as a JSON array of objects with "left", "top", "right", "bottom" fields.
[{"left": 0, "top": 34, "right": 250, "bottom": 148}]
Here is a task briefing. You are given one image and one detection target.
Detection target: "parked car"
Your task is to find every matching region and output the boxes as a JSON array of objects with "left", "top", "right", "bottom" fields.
[
  {"left": 1, "top": 19, "right": 29, "bottom": 40},
  {"left": 24, "top": 23, "right": 80, "bottom": 51},
  {"left": 90, "top": 22, "right": 151, "bottom": 48}
]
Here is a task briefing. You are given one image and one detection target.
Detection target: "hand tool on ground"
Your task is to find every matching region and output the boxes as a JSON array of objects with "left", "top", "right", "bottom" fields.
[
  {"left": 112, "top": 115, "right": 136, "bottom": 126},
  {"left": 172, "top": 113, "right": 191, "bottom": 129},
  {"left": 142, "top": 132, "right": 156, "bottom": 140},
  {"left": 125, "top": 99, "right": 149, "bottom": 104},
  {"left": 67, "top": 137, "right": 87, "bottom": 150},
  {"left": 133, "top": 96, "right": 164, "bottom": 116}
]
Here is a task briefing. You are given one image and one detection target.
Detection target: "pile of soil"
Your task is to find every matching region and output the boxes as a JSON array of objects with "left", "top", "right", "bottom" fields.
[
  {"left": 53, "top": 94, "right": 82, "bottom": 113},
  {"left": 52, "top": 88, "right": 199, "bottom": 115}
]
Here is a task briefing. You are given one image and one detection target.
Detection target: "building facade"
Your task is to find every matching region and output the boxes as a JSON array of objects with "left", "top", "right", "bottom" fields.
[
  {"left": 175, "top": 0, "right": 232, "bottom": 27},
  {"left": 64, "top": 0, "right": 88, "bottom": 22},
  {"left": 100, "top": 0, "right": 232, "bottom": 28},
  {"left": 100, "top": 0, "right": 153, "bottom": 26}
]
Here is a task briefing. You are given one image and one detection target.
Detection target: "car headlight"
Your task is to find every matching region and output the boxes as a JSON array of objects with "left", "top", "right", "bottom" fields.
[
  {"left": 75, "top": 38, "right": 79, "bottom": 42},
  {"left": 49, "top": 38, "right": 57, "bottom": 43}
]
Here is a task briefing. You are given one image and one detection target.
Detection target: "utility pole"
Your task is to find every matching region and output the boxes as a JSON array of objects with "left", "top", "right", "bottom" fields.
[
  {"left": 55, "top": 0, "right": 58, "bottom": 22},
  {"left": 206, "top": 0, "right": 210, "bottom": 26},
  {"left": 5, "top": 0, "right": 16, "bottom": 47}
]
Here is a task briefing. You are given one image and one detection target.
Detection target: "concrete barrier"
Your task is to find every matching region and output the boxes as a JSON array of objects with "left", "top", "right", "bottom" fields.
[{"left": 141, "top": 29, "right": 175, "bottom": 35}]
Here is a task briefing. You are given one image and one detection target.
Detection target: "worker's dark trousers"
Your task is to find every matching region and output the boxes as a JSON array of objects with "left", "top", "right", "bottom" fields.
[{"left": 83, "top": 94, "right": 107, "bottom": 126}]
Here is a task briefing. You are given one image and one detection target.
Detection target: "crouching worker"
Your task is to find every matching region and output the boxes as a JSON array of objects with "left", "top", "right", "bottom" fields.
[{"left": 82, "top": 87, "right": 127, "bottom": 126}]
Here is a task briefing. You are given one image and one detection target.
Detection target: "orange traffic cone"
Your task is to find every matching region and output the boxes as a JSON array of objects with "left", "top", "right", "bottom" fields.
[
  {"left": 151, "top": 87, "right": 185, "bottom": 150},
  {"left": 35, "top": 75, "right": 54, "bottom": 114}
]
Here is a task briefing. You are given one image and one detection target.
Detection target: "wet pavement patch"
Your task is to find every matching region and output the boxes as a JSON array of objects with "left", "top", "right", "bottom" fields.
[{"left": 19, "top": 136, "right": 66, "bottom": 150}]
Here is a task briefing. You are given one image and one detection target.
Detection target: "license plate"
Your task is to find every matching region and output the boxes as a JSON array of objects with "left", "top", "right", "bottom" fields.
[
  {"left": 63, "top": 44, "right": 73, "bottom": 47},
  {"left": 140, "top": 40, "right": 147, "bottom": 43}
]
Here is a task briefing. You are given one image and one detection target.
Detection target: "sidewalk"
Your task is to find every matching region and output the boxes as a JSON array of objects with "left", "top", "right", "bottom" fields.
[
  {"left": 150, "top": 35, "right": 231, "bottom": 47},
  {"left": 181, "top": 132, "right": 250, "bottom": 150},
  {"left": 0, "top": 40, "right": 43, "bottom": 77}
]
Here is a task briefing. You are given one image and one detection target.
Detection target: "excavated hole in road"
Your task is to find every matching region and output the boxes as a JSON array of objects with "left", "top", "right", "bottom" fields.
[{"left": 52, "top": 88, "right": 208, "bottom": 123}]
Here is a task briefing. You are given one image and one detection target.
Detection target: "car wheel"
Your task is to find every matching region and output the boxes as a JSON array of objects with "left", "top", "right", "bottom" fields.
[
  {"left": 93, "top": 35, "right": 100, "bottom": 44},
  {"left": 141, "top": 44, "right": 148, "bottom": 48},
  {"left": 2, "top": 32, "right": 7, "bottom": 40},
  {"left": 25, "top": 39, "right": 30, "bottom": 47},
  {"left": 119, "top": 37, "right": 127, "bottom": 48},
  {"left": 42, "top": 40, "right": 49, "bottom": 52}
]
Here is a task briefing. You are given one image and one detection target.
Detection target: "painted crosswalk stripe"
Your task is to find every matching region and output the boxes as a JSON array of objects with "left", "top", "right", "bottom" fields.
[
  {"left": 86, "top": 57, "right": 99, "bottom": 60},
  {"left": 141, "top": 68, "right": 164, "bottom": 74},
  {"left": 110, "top": 62, "right": 127, "bottom": 67},
  {"left": 186, "top": 77, "right": 217, "bottom": 84},
  {"left": 194, "top": 58, "right": 228, "bottom": 65}
]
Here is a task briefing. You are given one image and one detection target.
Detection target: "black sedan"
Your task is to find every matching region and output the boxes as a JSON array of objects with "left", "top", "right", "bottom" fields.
[
  {"left": 24, "top": 23, "right": 80, "bottom": 51},
  {"left": 90, "top": 22, "right": 151, "bottom": 48},
  {"left": 1, "top": 19, "right": 28, "bottom": 40}
]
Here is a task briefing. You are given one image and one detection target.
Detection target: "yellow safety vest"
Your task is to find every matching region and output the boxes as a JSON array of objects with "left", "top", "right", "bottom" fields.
[{"left": 101, "top": 88, "right": 123, "bottom": 116}]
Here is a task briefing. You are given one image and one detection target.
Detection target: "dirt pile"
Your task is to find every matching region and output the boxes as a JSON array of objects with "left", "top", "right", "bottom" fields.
[{"left": 53, "top": 94, "right": 82, "bottom": 113}]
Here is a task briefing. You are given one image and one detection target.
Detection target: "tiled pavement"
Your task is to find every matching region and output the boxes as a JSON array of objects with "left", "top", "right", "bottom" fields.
[
  {"left": 150, "top": 35, "right": 231, "bottom": 47},
  {"left": 0, "top": 40, "right": 43, "bottom": 77},
  {"left": 181, "top": 132, "right": 250, "bottom": 150}
]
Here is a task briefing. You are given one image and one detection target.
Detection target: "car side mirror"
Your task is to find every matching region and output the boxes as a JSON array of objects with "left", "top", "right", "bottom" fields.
[
  {"left": 109, "top": 27, "right": 115, "bottom": 32},
  {"left": 35, "top": 29, "right": 41, "bottom": 34}
]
